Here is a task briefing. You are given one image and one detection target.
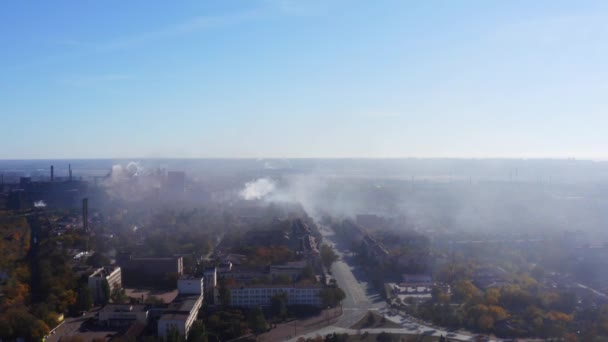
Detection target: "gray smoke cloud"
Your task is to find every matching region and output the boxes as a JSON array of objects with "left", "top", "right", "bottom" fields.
[
  {"left": 240, "top": 178, "right": 276, "bottom": 200},
  {"left": 103, "top": 161, "right": 162, "bottom": 201}
]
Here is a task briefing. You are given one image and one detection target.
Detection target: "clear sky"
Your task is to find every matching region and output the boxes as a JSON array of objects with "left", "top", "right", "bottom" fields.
[{"left": 1, "top": 0, "right": 607, "bottom": 159}]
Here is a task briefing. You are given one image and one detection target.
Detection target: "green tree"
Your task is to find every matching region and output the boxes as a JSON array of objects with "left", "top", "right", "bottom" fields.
[
  {"left": 166, "top": 325, "right": 185, "bottom": 342},
  {"left": 110, "top": 284, "right": 128, "bottom": 304},
  {"left": 301, "top": 265, "right": 316, "bottom": 281},
  {"left": 321, "top": 245, "right": 339, "bottom": 270},
  {"left": 271, "top": 292, "right": 288, "bottom": 320},
  {"left": 218, "top": 278, "right": 231, "bottom": 307},
  {"left": 101, "top": 279, "right": 111, "bottom": 304},
  {"left": 272, "top": 274, "right": 292, "bottom": 285},
  {"left": 145, "top": 295, "right": 165, "bottom": 305},
  {"left": 187, "top": 320, "right": 209, "bottom": 342},
  {"left": 76, "top": 285, "right": 93, "bottom": 311},
  {"left": 86, "top": 252, "right": 111, "bottom": 268},
  {"left": 319, "top": 287, "right": 346, "bottom": 308},
  {"left": 247, "top": 306, "right": 268, "bottom": 335}
]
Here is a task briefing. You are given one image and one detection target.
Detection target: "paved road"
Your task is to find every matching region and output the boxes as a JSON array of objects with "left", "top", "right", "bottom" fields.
[
  {"left": 285, "top": 226, "right": 500, "bottom": 342},
  {"left": 320, "top": 227, "right": 384, "bottom": 329},
  {"left": 45, "top": 311, "right": 99, "bottom": 342}
]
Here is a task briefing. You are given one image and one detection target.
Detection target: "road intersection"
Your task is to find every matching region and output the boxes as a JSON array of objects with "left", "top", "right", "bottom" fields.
[{"left": 286, "top": 226, "right": 498, "bottom": 342}]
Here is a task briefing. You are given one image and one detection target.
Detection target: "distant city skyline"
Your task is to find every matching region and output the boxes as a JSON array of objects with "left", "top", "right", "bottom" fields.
[{"left": 1, "top": 1, "right": 607, "bottom": 159}]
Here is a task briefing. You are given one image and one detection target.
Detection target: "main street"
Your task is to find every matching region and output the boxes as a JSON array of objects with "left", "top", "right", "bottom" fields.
[
  {"left": 286, "top": 225, "right": 498, "bottom": 342},
  {"left": 320, "top": 226, "right": 385, "bottom": 328}
]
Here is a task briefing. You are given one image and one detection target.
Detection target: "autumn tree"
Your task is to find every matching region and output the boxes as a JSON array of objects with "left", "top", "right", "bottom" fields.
[{"left": 321, "top": 244, "right": 339, "bottom": 270}]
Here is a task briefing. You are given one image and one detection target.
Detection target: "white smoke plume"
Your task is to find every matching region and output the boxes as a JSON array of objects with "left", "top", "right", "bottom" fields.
[
  {"left": 34, "top": 200, "right": 47, "bottom": 208},
  {"left": 240, "top": 178, "right": 276, "bottom": 200},
  {"left": 110, "top": 161, "right": 144, "bottom": 182},
  {"left": 103, "top": 161, "right": 162, "bottom": 201}
]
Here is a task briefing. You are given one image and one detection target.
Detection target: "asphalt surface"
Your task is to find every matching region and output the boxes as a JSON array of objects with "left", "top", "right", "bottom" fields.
[
  {"left": 320, "top": 227, "right": 385, "bottom": 329},
  {"left": 285, "top": 226, "right": 500, "bottom": 342}
]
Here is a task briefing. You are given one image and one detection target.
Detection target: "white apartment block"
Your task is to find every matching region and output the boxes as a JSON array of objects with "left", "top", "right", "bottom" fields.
[
  {"left": 229, "top": 285, "right": 323, "bottom": 308},
  {"left": 88, "top": 266, "right": 122, "bottom": 303},
  {"left": 178, "top": 275, "right": 204, "bottom": 296},
  {"left": 158, "top": 294, "right": 203, "bottom": 339}
]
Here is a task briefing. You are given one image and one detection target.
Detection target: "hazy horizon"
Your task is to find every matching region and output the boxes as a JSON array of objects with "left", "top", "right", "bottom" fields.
[{"left": 2, "top": 0, "right": 608, "bottom": 159}]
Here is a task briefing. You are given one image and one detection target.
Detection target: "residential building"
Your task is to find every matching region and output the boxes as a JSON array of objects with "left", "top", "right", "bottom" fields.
[
  {"left": 203, "top": 267, "right": 217, "bottom": 304},
  {"left": 88, "top": 266, "right": 122, "bottom": 303},
  {"left": 117, "top": 253, "right": 184, "bottom": 276},
  {"left": 178, "top": 275, "right": 203, "bottom": 296},
  {"left": 98, "top": 305, "right": 148, "bottom": 327},
  {"left": 157, "top": 295, "right": 203, "bottom": 340},
  {"left": 228, "top": 284, "right": 323, "bottom": 308},
  {"left": 270, "top": 261, "right": 308, "bottom": 281}
]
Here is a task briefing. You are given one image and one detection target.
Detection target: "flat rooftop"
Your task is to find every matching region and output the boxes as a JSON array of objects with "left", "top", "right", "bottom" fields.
[
  {"left": 167, "top": 295, "right": 202, "bottom": 312},
  {"left": 159, "top": 313, "right": 189, "bottom": 321},
  {"left": 100, "top": 304, "right": 147, "bottom": 313}
]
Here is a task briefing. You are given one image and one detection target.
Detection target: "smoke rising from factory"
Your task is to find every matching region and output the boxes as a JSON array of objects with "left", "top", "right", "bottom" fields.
[
  {"left": 33, "top": 200, "right": 47, "bottom": 208},
  {"left": 239, "top": 178, "right": 276, "bottom": 200}
]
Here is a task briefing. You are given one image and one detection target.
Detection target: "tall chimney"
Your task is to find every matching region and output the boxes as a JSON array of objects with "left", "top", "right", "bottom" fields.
[
  {"left": 50, "top": 165, "right": 54, "bottom": 182},
  {"left": 69, "top": 164, "right": 73, "bottom": 181},
  {"left": 82, "top": 198, "right": 89, "bottom": 232}
]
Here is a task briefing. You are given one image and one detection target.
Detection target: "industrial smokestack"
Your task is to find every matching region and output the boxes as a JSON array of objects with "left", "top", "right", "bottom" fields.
[
  {"left": 69, "top": 164, "right": 73, "bottom": 181},
  {"left": 50, "top": 165, "right": 54, "bottom": 182},
  {"left": 82, "top": 198, "right": 89, "bottom": 232}
]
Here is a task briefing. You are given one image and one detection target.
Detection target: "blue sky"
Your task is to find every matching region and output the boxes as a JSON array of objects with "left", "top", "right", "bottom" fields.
[{"left": 1, "top": 0, "right": 607, "bottom": 159}]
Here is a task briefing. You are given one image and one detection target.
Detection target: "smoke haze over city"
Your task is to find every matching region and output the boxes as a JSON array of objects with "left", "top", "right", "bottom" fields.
[{"left": 3, "top": 1, "right": 608, "bottom": 341}]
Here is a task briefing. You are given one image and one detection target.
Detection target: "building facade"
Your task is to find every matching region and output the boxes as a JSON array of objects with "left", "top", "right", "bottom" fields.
[
  {"left": 228, "top": 284, "right": 323, "bottom": 308},
  {"left": 178, "top": 276, "right": 203, "bottom": 296},
  {"left": 203, "top": 267, "right": 217, "bottom": 304},
  {"left": 98, "top": 305, "right": 148, "bottom": 327},
  {"left": 88, "top": 266, "right": 122, "bottom": 303},
  {"left": 157, "top": 295, "right": 203, "bottom": 340}
]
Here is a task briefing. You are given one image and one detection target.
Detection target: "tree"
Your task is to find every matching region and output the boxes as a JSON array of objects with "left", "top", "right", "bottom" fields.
[
  {"left": 453, "top": 280, "right": 480, "bottom": 302},
  {"left": 272, "top": 274, "right": 292, "bottom": 285},
  {"left": 76, "top": 285, "right": 93, "bottom": 312},
  {"left": 145, "top": 295, "right": 166, "bottom": 305},
  {"left": 110, "top": 284, "right": 128, "bottom": 304},
  {"left": 101, "top": 279, "right": 111, "bottom": 304},
  {"left": 301, "top": 265, "right": 316, "bottom": 281},
  {"left": 485, "top": 288, "right": 501, "bottom": 306},
  {"left": 477, "top": 314, "right": 494, "bottom": 332},
  {"left": 218, "top": 278, "right": 231, "bottom": 307},
  {"left": 271, "top": 292, "right": 288, "bottom": 320},
  {"left": 321, "top": 245, "right": 339, "bottom": 270},
  {"left": 86, "top": 252, "right": 111, "bottom": 268},
  {"left": 166, "top": 324, "right": 185, "bottom": 342},
  {"left": 319, "top": 287, "right": 346, "bottom": 308},
  {"left": 376, "top": 332, "right": 393, "bottom": 342},
  {"left": 187, "top": 320, "right": 209, "bottom": 342},
  {"left": 247, "top": 306, "right": 268, "bottom": 335}
]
